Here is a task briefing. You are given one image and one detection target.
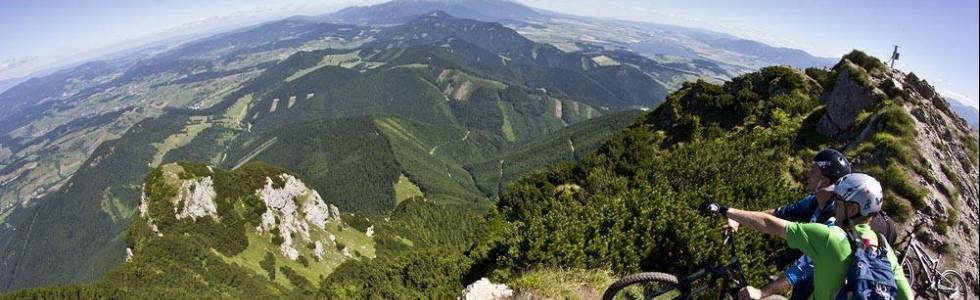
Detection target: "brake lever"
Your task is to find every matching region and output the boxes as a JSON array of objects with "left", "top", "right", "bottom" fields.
[{"left": 723, "top": 228, "right": 733, "bottom": 246}]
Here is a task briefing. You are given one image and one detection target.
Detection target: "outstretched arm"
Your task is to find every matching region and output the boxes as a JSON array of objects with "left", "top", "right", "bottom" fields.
[
  {"left": 739, "top": 276, "right": 790, "bottom": 300},
  {"left": 726, "top": 208, "right": 789, "bottom": 239},
  {"left": 760, "top": 275, "right": 791, "bottom": 297}
]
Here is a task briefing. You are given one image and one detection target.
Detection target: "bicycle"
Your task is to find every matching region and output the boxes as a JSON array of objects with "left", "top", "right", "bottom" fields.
[
  {"left": 898, "top": 216, "right": 969, "bottom": 300},
  {"left": 602, "top": 229, "right": 786, "bottom": 300}
]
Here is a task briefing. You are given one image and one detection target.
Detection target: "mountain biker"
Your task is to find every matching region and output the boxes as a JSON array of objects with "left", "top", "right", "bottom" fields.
[
  {"left": 727, "top": 149, "right": 898, "bottom": 299},
  {"left": 702, "top": 173, "right": 914, "bottom": 300}
]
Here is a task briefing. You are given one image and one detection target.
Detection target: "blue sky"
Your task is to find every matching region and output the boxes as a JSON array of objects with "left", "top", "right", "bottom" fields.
[{"left": 1, "top": 0, "right": 977, "bottom": 108}]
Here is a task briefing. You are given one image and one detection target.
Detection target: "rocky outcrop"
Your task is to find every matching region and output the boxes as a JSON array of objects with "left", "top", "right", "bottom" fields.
[
  {"left": 137, "top": 173, "right": 220, "bottom": 236},
  {"left": 314, "top": 241, "right": 326, "bottom": 260},
  {"left": 815, "top": 57, "right": 980, "bottom": 293},
  {"left": 173, "top": 176, "right": 218, "bottom": 221},
  {"left": 460, "top": 278, "right": 514, "bottom": 300},
  {"left": 904, "top": 72, "right": 973, "bottom": 134},
  {"left": 138, "top": 184, "right": 162, "bottom": 237},
  {"left": 255, "top": 174, "right": 341, "bottom": 260},
  {"left": 817, "top": 60, "right": 886, "bottom": 136}
]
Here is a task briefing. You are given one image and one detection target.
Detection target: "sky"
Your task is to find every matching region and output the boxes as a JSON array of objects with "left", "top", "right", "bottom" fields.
[{"left": 1, "top": 0, "right": 978, "bottom": 108}]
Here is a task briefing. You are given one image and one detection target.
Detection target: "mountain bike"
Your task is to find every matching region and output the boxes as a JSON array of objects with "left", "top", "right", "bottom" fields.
[
  {"left": 602, "top": 229, "right": 786, "bottom": 300},
  {"left": 898, "top": 216, "right": 970, "bottom": 300}
]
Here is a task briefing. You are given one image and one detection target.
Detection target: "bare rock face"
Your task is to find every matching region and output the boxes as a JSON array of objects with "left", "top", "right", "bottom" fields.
[
  {"left": 314, "top": 241, "right": 326, "bottom": 260},
  {"left": 255, "top": 174, "right": 341, "bottom": 260},
  {"left": 460, "top": 278, "right": 514, "bottom": 300},
  {"left": 877, "top": 69, "right": 979, "bottom": 294},
  {"left": 817, "top": 61, "right": 885, "bottom": 136},
  {"left": 173, "top": 176, "right": 218, "bottom": 221},
  {"left": 137, "top": 184, "right": 163, "bottom": 237},
  {"left": 137, "top": 173, "right": 220, "bottom": 236}
]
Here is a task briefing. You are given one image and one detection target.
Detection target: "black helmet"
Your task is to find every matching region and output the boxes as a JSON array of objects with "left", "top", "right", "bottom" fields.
[{"left": 813, "top": 149, "right": 850, "bottom": 181}]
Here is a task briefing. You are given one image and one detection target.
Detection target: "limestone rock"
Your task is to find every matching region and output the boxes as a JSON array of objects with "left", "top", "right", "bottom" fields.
[
  {"left": 817, "top": 62, "right": 884, "bottom": 136},
  {"left": 173, "top": 176, "right": 218, "bottom": 221},
  {"left": 255, "top": 174, "right": 341, "bottom": 260},
  {"left": 314, "top": 241, "right": 325, "bottom": 260},
  {"left": 460, "top": 278, "right": 514, "bottom": 300}
]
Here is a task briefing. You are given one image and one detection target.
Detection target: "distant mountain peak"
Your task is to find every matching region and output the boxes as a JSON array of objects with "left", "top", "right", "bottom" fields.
[
  {"left": 390, "top": 0, "right": 519, "bottom": 3},
  {"left": 318, "top": 0, "right": 543, "bottom": 25},
  {"left": 416, "top": 9, "right": 457, "bottom": 20}
]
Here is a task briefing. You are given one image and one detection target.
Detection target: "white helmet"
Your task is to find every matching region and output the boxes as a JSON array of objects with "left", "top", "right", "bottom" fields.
[{"left": 833, "top": 173, "right": 883, "bottom": 217}]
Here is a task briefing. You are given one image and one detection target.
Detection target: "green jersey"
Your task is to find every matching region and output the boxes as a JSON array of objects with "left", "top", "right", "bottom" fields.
[{"left": 785, "top": 222, "right": 913, "bottom": 300}]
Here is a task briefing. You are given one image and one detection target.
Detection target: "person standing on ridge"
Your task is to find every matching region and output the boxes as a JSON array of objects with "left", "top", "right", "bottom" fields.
[
  {"left": 727, "top": 149, "right": 897, "bottom": 299},
  {"left": 703, "top": 173, "right": 914, "bottom": 300}
]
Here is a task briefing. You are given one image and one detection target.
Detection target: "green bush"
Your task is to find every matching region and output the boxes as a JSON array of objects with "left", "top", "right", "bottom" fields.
[
  {"left": 873, "top": 164, "right": 927, "bottom": 209},
  {"left": 805, "top": 67, "right": 834, "bottom": 90},
  {"left": 841, "top": 50, "right": 886, "bottom": 75},
  {"left": 261, "top": 252, "right": 277, "bottom": 281},
  {"left": 318, "top": 251, "right": 472, "bottom": 299},
  {"left": 281, "top": 266, "right": 313, "bottom": 291},
  {"left": 471, "top": 126, "right": 798, "bottom": 284},
  {"left": 881, "top": 190, "right": 913, "bottom": 221},
  {"left": 875, "top": 103, "right": 917, "bottom": 139},
  {"left": 963, "top": 137, "right": 979, "bottom": 166}
]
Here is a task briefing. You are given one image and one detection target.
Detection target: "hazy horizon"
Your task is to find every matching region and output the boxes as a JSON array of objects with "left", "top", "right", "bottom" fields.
[{"left": 1, "top": 0, "right": 977, "bottom": 109}]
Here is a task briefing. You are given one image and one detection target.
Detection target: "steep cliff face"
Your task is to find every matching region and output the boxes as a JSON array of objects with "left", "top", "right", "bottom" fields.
[
  {"left": 254, "top": 174, "right": 341, "bottom": 260},
  {"left": 814, "top": 51, "right": 980, "bottom": 291},
  {"left": 114, "top": 162, "right": 375, "bottom": 297}
]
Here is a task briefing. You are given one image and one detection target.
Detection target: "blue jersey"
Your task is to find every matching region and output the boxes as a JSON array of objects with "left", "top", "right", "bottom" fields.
[
  {"left": 773, "top": 194, "right": 835, "bottom": 224},
  {"left": 775, "top": 195, "right": 836, "bottom": 300}
]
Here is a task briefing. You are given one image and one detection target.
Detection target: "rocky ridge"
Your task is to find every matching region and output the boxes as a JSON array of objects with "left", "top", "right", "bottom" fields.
[
  {"left": 815, "top": 52, "right": 980, "bottom": 292},
  {"left": 134, "top": 162, "right": 364, "bottom": 265},
  {"left": 255, "top": 174, "right": 341, "bottom": 260}
]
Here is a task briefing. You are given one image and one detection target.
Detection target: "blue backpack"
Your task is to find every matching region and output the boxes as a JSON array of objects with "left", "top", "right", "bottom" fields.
[{"left": 835, "top": 230, "right": 898, "bottom": 300}]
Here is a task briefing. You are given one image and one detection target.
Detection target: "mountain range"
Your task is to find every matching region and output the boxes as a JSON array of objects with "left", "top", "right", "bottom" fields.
[
  {"left": 0, "top": 5, "right": 663, "bottom": 291},
  {"left": 946, "top": 97, "right": 980, "bottom": 130},
  {"left": 0, "top": 0, "right": 976, "bottom": 297}
]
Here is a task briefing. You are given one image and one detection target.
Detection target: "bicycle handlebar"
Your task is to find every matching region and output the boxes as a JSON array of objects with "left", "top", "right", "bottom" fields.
[{"left": 905, "top": 213, "right": 929, "bottom": 234}]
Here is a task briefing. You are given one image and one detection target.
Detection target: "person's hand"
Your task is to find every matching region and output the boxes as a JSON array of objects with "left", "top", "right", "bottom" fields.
[
  {"left": 699, "top": 196, "right": 728, "bottom": 217},
  {"left": 727, "top": 218, "right": 740, "bottom": 232},
  {"left": 739, "top": 286, "right": 762, "bottom": 300}
]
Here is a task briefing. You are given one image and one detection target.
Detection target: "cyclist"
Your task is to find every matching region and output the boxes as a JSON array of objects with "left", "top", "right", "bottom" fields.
[
  {"left": 727, "top": 149, "right": 898, "bottom": 299},
  {"left": 702, "top": 173, "right": 913, "bottom": 300}
]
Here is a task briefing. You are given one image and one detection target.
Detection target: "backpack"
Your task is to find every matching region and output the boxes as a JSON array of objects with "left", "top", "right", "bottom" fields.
[{"left": 835, "top": 229, "right": 898, "bottom": 300}]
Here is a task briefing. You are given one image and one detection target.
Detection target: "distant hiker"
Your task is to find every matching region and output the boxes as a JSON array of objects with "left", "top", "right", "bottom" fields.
[
  {"left": 703, "top": 173, "right": 914, "bottom": 300},
  {"left": 727, "top": 149, "right": 898, "bottom": 299}
]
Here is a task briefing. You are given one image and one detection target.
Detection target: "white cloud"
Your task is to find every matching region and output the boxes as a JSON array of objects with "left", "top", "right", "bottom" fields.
[
  {"left": 0, "top": 57, "right": 36, "bottom": 73},
  {"left": 938, "top": 89, "right": 979, "bottom": 109}
]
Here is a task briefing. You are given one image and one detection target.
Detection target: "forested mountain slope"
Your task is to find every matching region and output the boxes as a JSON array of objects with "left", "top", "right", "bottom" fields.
[
  {"left": 5, "top": 50, "right": 976, "bottom": 299},
  {"left": 0, "top": 1, "right": 971, "bottom": 298},
  {"left": 468, "top": 50, "right": 979, "bottom": 298},
  {"left": 0, "top": 12, "right": 659, "bottom": 293}
]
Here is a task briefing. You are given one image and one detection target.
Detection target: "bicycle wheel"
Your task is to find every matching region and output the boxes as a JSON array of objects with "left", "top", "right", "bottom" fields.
[
  {"left": 936, "top": 270, "right": 969, "bottom": 300},
  {"left": 603, "top": 272, "right": 681, "bottom": 300},
  {"left": 900, "top": 257, "right": 916, "bottom": 288}
]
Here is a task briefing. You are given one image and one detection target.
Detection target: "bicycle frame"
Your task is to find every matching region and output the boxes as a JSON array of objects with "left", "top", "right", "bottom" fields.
[
  {"left": 897, "top": 221, "right": 949, "bottom": 293},
  {"left": 900, "top": 237, "right": 943, "bottom": 288},
  {"left": 672, "top": 230, "right": 748, "bottom": 299}
]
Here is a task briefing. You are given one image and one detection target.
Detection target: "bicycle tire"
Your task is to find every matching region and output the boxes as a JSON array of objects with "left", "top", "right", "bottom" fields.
[
  {"left": 900, "top": 257, "right": 916, "bottom": 288},
  {"left": 720, "top": 292, "right": 787, "bottom": 300},
  {"left": 603, "top": 272, "right": 679, "bottom": 300},
  {"left": 937, "top": 270, "right": 969, "bottom": 300}
]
